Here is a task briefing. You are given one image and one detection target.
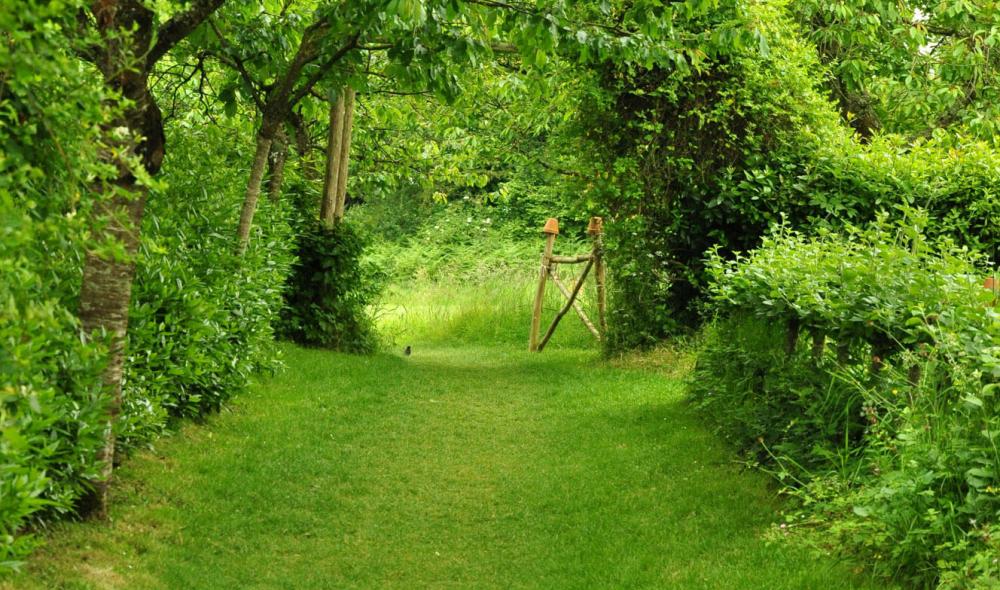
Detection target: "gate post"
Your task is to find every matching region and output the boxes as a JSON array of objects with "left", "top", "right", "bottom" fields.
[
  {"left": 530, "top": 218, "right": 559, "bottom": 351},
  {"left": 588, "top": 217, "right": 608, "bottom": 337}
]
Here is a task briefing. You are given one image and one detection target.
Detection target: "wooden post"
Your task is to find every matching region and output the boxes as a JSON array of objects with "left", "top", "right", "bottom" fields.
[
  {"left": 530, "top": 218, "right": 559, "bottom": 352},
  {"left": 550, "top": 272, "right": 601, "bottom": 339},
  {"left": 588, "top": 217, "right": 608, "bottom": 337}
]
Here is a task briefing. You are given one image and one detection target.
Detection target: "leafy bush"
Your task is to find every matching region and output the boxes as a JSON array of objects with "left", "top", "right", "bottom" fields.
[
  {"left": 575, "top": 2, "right": 854, "bottom": 347},
  {"left": 692, "top": 218, "right": 1000, "bottom": 588},
  {"left": 0, "top": 2, "right": 116, "bottom": 567},
  {"left": 0, "top": 120, "right": 296, "bottom": 568},
  {"left": 573, "top": 0, "right": 1000, "bottom": 348},
  {"left": 279, "top": 222, "right": 383, "bottom": 353},
  {"left": 802, "top": 135, "right": 1000, "bottom": 265},
  {"left": 0, "top": 204, "right": 107, "bottom": 569},
  {"left": 121, "top": 147, "right": 294, "bottom": 448}
]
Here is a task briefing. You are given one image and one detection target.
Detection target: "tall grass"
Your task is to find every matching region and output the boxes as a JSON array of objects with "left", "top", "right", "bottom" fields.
[
  {"left": 377, "top": 272, "right": 599, "bottom": 349},
  {"left": 363, "top": 203, "right": 601, "bottom": 350}
]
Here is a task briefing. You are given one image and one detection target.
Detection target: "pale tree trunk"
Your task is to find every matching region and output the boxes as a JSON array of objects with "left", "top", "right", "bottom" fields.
[
  {"left": 233, "top": 33, "right": 360, "bottom": 251},
  {"left": 81, "top": 38, "right": 164, "bottom": 523},
  {"left": 320, "top": 92, "right": 346, "bottom": 226},
  {"left": 333, "top": 87, "right": 356, "bottom": 221},
  {"left": 266, "top": 127, "right": 288, "bottom": 202},
  {"left": 78, "top": 190, "right": 147, "bottom": 518},
  {"left": 237, "top": 129, "right": 275, "bottom": 254}
]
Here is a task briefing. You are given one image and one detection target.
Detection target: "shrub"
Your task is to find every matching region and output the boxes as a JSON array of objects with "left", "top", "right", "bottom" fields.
[
  {"left": 0, "top": 121, "right": 296, "bottom": 568},
  {"left": 279, "top": 222, "right": 384, "bottom": 353},
  {"left": 576, "top": 2, "right": 855, "bottom": 347},
  {"left": 121, "top": 124, "right": 293, "bottom": 446},
  {"left": 0, "top": 204, "right": 107, "bottom": 569},
  {"left": 575, "top": 1, "right": 1000, "bottom": 347},
  {"left": 121, "top": 174, "right": 293, "bottom": 448},
  {"left": 692, "top": 217, "right": 1000, "bottom": 588}
]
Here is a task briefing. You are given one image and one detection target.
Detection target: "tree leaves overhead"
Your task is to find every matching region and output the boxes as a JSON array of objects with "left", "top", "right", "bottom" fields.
[{"left": 792, "top": 0, "right": 1000, "bottom": 141}]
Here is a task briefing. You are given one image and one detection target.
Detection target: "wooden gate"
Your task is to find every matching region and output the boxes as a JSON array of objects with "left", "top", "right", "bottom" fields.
[{"left": 528, "top": 217, "right": 608, "bottom": 352}]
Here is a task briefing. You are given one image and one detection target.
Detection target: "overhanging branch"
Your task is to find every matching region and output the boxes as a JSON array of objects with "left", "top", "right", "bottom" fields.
[{"left": 148, "top": 0, "right": 227, "bottom": 67}]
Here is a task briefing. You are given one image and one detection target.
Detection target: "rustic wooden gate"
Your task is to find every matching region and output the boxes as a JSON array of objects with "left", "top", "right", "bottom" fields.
[{"left": 529, "top": 217, "right": 608, "bottom": 352}]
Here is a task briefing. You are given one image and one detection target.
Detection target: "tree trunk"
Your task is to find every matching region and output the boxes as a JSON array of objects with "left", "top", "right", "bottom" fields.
[
  {"left": 233, "top": 33, "right": 360, "bottom": 245},
  {"left": 232, "top": 28, "right": 361, "bottom": 251},
  {"left": 290, "top": 113, "right": 319, "bottom": 182},
  {"left": 320, "top": 92, "right": 346, "bottom": 226},
  {"left": 76, "top": 0, "right": 223, "bottom": 520},
  {"left": 237, "top": 129, "right": 275, "bottom": 254},
  {"left": 784, "top": 316, "right": 800, "bottom": 357},
  {"left": 81, "top": 35, "right": 164, "bottom": 521},
  {"left": 77, "top": 190, "right": 147, "bottom": 519},
  {"left": 333, "top": 87, "right": 356, "bottom": 220},
  {"left": 266, "top": 127, "right": 288, "bottom": 202}
]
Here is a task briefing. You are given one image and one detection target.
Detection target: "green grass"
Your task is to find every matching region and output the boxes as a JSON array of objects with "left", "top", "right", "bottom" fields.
[
  {"left": 3, "top": 278, "right": 897, "bottom": 589},
  {"left": 378, "top": 275, "right": 597, "bottom": 349},
  {"left": 5, "top": 341, "right": 893, "bottom": 589}
]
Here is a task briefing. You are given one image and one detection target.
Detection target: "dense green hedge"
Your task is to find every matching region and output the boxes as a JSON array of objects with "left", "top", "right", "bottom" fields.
[
  {"left": 120, "top": 129, "right": 294, "bottom": 447},
  {"left": 691, "top": 219, "right": 1000, "bottom": 588},
  {"left": 0, "top": 205, "right": 108, "bottom": 567},
  {"left": 0, "top": 126, "right": 295, "bottom": 569}
]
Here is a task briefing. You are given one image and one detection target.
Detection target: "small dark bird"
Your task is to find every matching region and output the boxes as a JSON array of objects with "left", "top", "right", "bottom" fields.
[{"left": 404, "top": 345, "right": 412, "bottom": 356}]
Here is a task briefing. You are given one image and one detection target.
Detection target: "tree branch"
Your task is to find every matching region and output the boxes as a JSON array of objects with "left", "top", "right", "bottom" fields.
[
  {"left": 287, "top": 33, "right": 360, "bottom": 108},
  {"left": 148, "top": 0, "right": 226, "bottom": 67},
  {"left": 208, "top": 18, "right": 266, "bottom": 111}
]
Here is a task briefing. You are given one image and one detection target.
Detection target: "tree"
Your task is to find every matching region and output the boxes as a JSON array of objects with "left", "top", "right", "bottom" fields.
[
  {"left": 75, "top": 0, "right": 226, "bottom": 518},
  {"left": 202, "top": 1, "right": 367, "bottom": 252},
  {"left": 320, "top": 89, "right": 348, "bottom": 225},
  {"left": 223, "top": 0, "right": 694, "bottom": 251},
  {"left": 792, "top": 0, "right": 1000, "bottom": 141}
]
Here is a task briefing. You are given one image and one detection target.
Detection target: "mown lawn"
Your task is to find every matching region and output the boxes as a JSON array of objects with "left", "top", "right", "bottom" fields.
[{"left": 6, "top": 344, "right": 892, "bottom": 589}]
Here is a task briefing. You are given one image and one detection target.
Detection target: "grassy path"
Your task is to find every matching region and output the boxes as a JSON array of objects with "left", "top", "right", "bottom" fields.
[{"left": 9, "top": 345, "right": 887, "bottom": 589}]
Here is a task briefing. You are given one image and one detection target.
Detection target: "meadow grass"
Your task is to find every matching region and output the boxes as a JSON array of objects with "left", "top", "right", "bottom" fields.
[
  {"left": 377, "top": 272, "right": 597, "bottom": 350},
  {"left": 4, "top": 280, "right": 896, "bottom": 589}
]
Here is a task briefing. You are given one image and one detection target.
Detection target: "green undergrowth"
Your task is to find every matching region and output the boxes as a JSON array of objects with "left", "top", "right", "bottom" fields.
[
  {"left": 366, "top": 203, "right": 599, "bottom": 350},
  {"left": 692, "top": 219, "right": 1000, "bottom": 588},
  {"left": 2, "top": 226, "right": 896, "bottom": 588},
  {"left": 361, "top": 203, "right": 591, "bottom": 286}
]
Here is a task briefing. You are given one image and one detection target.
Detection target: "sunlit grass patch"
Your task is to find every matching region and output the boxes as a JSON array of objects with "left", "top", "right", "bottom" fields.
[
  {"left": 376, "top": 273, "right": 599, "bottom": 350},
  {"left": 6, "top": 342, "right": 894, "bottom": 590}
]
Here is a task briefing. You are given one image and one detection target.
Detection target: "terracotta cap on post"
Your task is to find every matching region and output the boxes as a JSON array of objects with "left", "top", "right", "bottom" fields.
[
  {"left": 543, "top": 218, "right": 560, "bottom": 235},
  {"left": 986, "top": 277, "right": 998, "bottom": 290},
  {"left": 587, "top": 216, "right": 603, "bottom": 235}
]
